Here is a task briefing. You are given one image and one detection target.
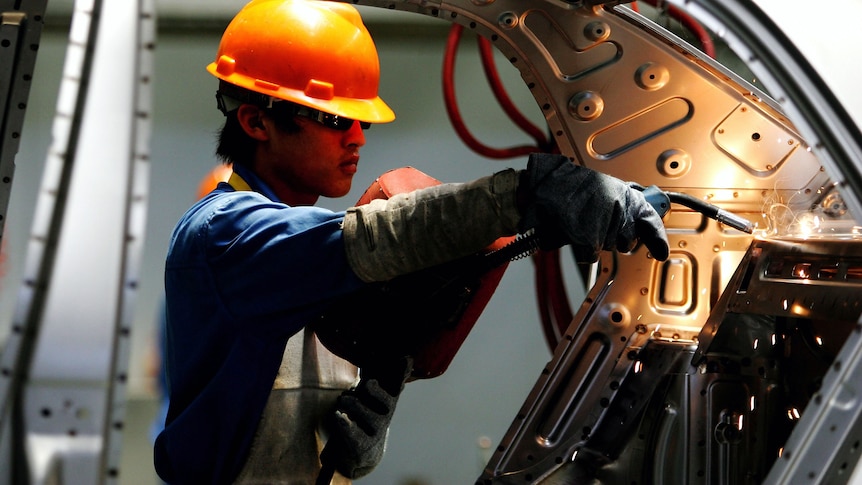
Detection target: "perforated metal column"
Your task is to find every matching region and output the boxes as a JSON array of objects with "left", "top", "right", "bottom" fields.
[{"left": 0, "top": 0, "right": 154, "bottom": 483}]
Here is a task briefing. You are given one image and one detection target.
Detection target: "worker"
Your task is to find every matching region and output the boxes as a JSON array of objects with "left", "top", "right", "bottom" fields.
[{"left": 152, "top": 0, "right": 669, "bottom": 484}]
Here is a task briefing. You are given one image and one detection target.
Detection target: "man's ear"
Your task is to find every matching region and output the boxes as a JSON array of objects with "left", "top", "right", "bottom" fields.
[{"left": 236, "top": 104, "right": 269, "bottom": 141}]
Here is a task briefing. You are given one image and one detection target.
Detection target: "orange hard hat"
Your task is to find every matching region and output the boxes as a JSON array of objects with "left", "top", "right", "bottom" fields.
[{"left": 207, "top": 0, "right": 394, "bottom": 123}]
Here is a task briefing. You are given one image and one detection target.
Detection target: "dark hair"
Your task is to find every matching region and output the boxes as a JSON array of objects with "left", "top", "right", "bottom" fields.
[
  {"left": 215, "top": 104, "right": 302, "bottom": 167},
  {"left": 215, "top": 111, "right": 255, "bottom": 167}
]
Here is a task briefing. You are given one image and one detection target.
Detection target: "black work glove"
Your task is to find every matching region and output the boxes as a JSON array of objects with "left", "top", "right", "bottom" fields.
[
  {"left": 321, "top": 356, "right": 413, "bottom": 479},
  {"left": 519, "top": 153, "right": 669, "bottom": 262}
]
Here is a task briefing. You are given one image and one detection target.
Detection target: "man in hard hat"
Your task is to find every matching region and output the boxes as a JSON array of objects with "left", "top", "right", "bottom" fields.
[{"left": 153, "top": 0, "right": 669, "bottom": 483}]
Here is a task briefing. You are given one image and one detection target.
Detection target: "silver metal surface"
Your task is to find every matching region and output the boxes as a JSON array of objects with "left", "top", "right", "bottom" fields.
[{"left": 0, "top": 0, "right": 47, "bottom": 244}]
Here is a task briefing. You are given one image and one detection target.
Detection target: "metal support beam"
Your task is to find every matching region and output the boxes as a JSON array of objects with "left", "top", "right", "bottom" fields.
[{"left": 0, "top": 0, "right": 154, "bottom": 483}]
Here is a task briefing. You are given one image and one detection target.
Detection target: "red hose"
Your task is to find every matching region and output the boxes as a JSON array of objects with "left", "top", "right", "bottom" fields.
[
  {"left": 443, "top": 23, "right": 569, "bottom": 350},
  {"left": 533, "top": 249, "right": 574, "bottom": 350},
  {"left": 640, "top": 0, "right": 715, "bottom": 58},
  {"left": 442, "top": 24, "right": 540, "bottom": 159},
  {"left": 668, "top": 2, "right": 715, "bottom": 58},
  {"left": 477, "top": 36, "right": 550, "bottom": 150}
]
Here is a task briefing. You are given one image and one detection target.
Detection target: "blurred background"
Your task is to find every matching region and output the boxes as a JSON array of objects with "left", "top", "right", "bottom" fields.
[{"left": 0, "top": 1, "right": 587, "bottom": 483}]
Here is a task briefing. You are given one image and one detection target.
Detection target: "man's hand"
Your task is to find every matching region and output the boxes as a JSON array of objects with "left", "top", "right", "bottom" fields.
[
  {"left": 321, "top": 357, "right": 413, "bottom": 479},
  {"left": 519, "top": 153, "right": 669, "bottom": 262}
]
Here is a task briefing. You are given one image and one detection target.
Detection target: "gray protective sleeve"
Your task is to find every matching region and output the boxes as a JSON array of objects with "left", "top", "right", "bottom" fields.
[{"left": 342, "top": 168, "right": 522, "bottom": 282}]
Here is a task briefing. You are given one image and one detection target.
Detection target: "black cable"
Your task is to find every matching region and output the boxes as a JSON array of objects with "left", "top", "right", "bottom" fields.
[
  {"left": 316, "top": 459, "right": 336, "bottom": 485},
  {"left": 666, "top": 191, "right": 754, "bottom": 233},
  {"left": 631, "top": 184, "right": 754, "bottom": 234}
]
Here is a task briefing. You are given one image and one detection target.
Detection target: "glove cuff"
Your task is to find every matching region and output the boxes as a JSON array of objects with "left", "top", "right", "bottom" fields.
[
  {"left": 343, "top": 169, "right": 521, "bottom": 282},
  {"left": 518, "top": 153, "right": 584, "bottom": 238}
]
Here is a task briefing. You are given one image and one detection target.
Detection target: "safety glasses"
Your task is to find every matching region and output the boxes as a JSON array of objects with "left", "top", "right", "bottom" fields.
[
  {"left": 272, "top": 102, "right": 371, "bottom": 131},
  {"left": 216, "top": 85, "right": 372, "bottom": 131},
  {"left": 295, "top": 105, "right": 371, "bottom": 131}
]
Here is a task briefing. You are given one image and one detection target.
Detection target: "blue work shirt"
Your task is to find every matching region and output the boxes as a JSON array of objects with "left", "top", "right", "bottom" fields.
[{"left": 154, "top": 164, "right": 365, "bottom": 484}]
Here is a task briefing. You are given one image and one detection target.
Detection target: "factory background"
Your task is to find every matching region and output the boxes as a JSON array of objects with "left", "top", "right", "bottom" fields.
[{"left": 0, "top": 2, "right": 585, "bottom": 483}]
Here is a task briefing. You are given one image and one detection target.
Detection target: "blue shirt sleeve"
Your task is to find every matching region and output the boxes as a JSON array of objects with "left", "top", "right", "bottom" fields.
[
  {"left": 206, "top": 190, "right": 364, "bottom": 324},
  {"left": 156, "top": 185, "right": 365, "bottom": 484}
]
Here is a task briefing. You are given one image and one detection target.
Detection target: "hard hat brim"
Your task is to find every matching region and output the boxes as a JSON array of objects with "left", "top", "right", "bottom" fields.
[{"left": 207, "top": 63, "right": 395, "bottom": 124}]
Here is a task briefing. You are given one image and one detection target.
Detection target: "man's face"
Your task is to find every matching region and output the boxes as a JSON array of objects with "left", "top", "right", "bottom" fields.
[{"left": 256, "top": 110, "right": 367, "bottom": 206}]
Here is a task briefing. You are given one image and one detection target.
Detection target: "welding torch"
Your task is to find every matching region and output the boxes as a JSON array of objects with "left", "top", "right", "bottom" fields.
[{"left": 636, "top": 184, "right": 755, "bottom": 234}]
